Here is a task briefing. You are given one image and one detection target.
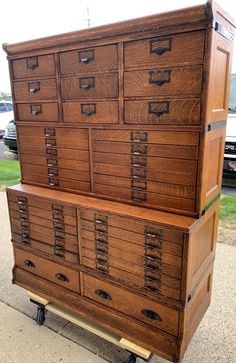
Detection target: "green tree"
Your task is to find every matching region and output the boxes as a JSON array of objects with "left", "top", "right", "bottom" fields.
[{"left": 0, "top": 91, "right": 9, "bottom": 101}]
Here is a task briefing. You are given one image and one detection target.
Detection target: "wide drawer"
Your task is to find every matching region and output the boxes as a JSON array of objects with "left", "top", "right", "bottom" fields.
[
  {"left": 13, "top": 78, "right": 57, "bottom": 101},
  {"left": 16, "top": 103, "right": 59, "bottom": 122},
  {"left": 63, "top": 101, "right": 118, "bottom": 124},
  {"left": 124, "top": 98, "right": 200, "bottom": 125},
  {"left": 12, "top": 54, "right": 56, "bottom": 79},
  {"left": 124, "top": 31, "right": 204, "bottom": 69},
  {"left": 124, "top": 66, "right": 202, "bottom": 97},
  {"left": 61, "top": 73, "right": 118, "bottom": 99},
  {"left": 14, "top": 246, "right": 80, "bottom": 293},
  {"left": 59, "top": 45, "right": 118, "bottom": 75},
  {"left": 83, "top": 274, "right": 179, "bottom": 336}
]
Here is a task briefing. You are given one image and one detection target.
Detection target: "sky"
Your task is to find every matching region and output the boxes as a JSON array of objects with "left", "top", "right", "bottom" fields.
[{"left": 1, "top": 0, "right": 236, "bottom": 93}]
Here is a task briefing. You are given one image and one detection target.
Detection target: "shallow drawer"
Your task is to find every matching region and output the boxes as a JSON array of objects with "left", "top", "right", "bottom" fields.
[
  {"left": 13, "top": 237, "right": 79, "bottom": 264},
  {"left": 92, "top": 129, "right": 199, "bottom": 146},
  {"left": 60, "top": 45, "right": 118, "bottom": 75},
  {"left": 12, "top": 54, "right": 56, "bottom": 79},
  {"left": 20, "top": 145, "right": 89, "bottom": 162},
  {"left": 124, "top": 99, "right": 200, "bottom": 125},
  {"left": 13, "top": 79, "right": 57, "bottom": 101},
  {"left": 21, "top": 155, "right": 90, "bottom": 172},
  {"left": 17, "top": 125, "right": 88, "bottom": 140},
  {"left": 14, "top": 246, "right": 80, "bottom": 293},
  {"left": 83, "top": 274, "right": 179, "bottom": 335},
  {"left": 16, "top": 103, "right": 59, "bottom": 122},
  {"left": 124, "top": 66, "right": 202, "bottom": 97},
  {"left": 124, "top": 31, "right": 204, "bottom": 69},
  {"left": 63, "top": 101, "right": 118, "bottom": 124},
  {"left": 61, "top": 73, "right": 118, "bottom": 99},
  {"left": 21, "top": 171, "right": 91, "bottom": 192}
]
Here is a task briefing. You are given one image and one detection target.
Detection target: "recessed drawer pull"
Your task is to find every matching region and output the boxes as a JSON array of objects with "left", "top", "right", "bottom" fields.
[
  {"left": 150, "top": 37, "right": 172, "bottom": 56},
  {"left": 55, "top": 273, "right": 69, "bottom": 282},
  {"left": 148, "top": 101, "right": 169, "bottom": 116},
  {"left": 78, "top": 49, "right": 95, "bottom": 64},
  {"left": 95, "top": 289, "right": 112, "bottom": 301},
  {"left": 23, "top": 259, "right": 35, "bottom": 267},
  {"left": 141, "top": 309, "right": 162, "bottom": 321}
]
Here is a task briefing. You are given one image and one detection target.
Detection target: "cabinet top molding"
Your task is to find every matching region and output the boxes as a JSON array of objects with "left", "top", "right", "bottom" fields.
[{"left": 3, "top": 0, "right": 235, "bottom": 57}]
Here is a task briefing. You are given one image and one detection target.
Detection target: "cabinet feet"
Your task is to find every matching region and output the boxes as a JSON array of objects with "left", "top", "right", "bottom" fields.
[{"left": 36, "top": 306, "right": 46, "bottom": 325}]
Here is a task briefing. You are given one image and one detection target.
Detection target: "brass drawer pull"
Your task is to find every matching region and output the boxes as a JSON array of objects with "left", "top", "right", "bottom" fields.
[
  {"left": 141, "top": 309, "right": 162, "bottom": 321},
  {"left": 79, "top": 76, "right": 95, "bottom": 90},
  {"left": 78, "top": 49, "right": 95, "bottom": 64},
  {"left": 148, "top": 101, "right": 169, "bottom": 116},
  {"left": 55, "top": 273, "right": 69, "bottom": 282},
  {"left": 31, "top": 104, "right": 42, "bottom": 116},
  {"left": 95, "top": 289, "right": 112, "bottom": 301},
  {"left": 149, "top": 70, "right": 171, "bottom": 86},
  {"left": 28, "top": 81, "right": 40, "bottom": 93},
  {"left": 81, "top": 103, "right": 96, "bottom": 116},
  {"left": 150, "top": 37, "right": 172, "bottom": 56},
  {"left": 26, "top": 57, "right": 38, "bottom": 70},
  {"left": 24, "top": 259, "right": 35, "bottom": 267}
]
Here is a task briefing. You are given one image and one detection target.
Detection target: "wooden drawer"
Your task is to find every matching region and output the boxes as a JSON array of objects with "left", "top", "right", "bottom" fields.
[
  {"left": 13, "top": 78, "right": 57, "bottom": 101},
  {"left": 12, "top": 55, "right": 56, "bottom": 79},
  {"left": 124, "top": 31, "right": 204, "bottom": 69},
  {"left": 124, "top": 66, "right": 202, "bottom": 97},
  {"left": 14, "top": 246, "right": 80, "bottom": 293},
  {"left": 13, "top": 237, "right": 78, "bottom": 264},
  {"left": 16, "top": 103, "right": 59, "bottom": 122},
  {"left": 19, "top": 145, "right": 89, "bottom": 161},
  {"left": 124, "top": 98, "right": 200, "bottom": 125},
  {"left": 21, "top": 171, "right": 91, "bottom": 192},
  {"left": 63, "top": 101, "right": 118, "bottom": 124},
  {"left": 59, "top": 45, "right": 118, "bottom": 75},
  {"left": 83, "top": 274, "right": 179, "bottom": 335},
  {"left": 61, "top": 73, "right": 118, "bottom": 99}
]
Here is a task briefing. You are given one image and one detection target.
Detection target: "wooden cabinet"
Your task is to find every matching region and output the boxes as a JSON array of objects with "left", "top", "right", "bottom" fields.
[{"left": 3, "top": 1, "right": 235, "bottom": 362}]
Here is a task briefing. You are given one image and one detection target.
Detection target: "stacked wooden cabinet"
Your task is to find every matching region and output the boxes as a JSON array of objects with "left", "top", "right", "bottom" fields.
[{"left": 3, "top": 1, "right": 235, "bottom": 362}]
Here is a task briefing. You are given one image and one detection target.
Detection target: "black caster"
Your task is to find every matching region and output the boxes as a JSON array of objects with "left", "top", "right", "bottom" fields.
[
  {"left": 124, "top": 353, "right": 138, "bottom": 363},
  {"left": 36, "top": 306, "right": 46, "bottom": 325}
]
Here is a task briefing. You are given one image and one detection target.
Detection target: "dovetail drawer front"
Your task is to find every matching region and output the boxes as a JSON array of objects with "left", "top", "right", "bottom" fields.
[
  {"left": 124, "top": 66, "right": 202, "bottom": 97},
  {"left": 61, "top": 73, "right": 119, "bottom": 99},
  {"left": 14, "top": 246, "right": 80, "bottom": 293},
  {"left": 13, "top": 79, "right": 57, "bottom": 101},
  {"left": 12, "top": 54, "right": 56, "bottom": 79},
  {"left": 63, "top": 101, "right": 118, "bottom": 124},
  {"left": 83, "top": 274, "right": 179, "bottom": 336},
  {"left": 59, "top": 45, "right": 118, "bottom": 75},
  {"left": 124, "top": 98, "right": 201, "bottom": 125},
  {"left": 16, "top": 103, "right": 59, "bottom": 122},
  {"left": 124, "top": 31, "right": 204, "bottom": 69}
]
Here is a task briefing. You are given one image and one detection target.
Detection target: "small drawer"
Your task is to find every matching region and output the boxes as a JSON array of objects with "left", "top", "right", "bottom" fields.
[
  {"left": 83, "top": 274, "right": 179, "bottom": 336},
  {"left": 63, "top": 101, "right": 118, "bottom": 124},
  {"left": 14, "top": 246, "right": 80, "bottom": 293},
  {"left": 124, "top": 99, "right": 200, "bottom": 125},
  {"left": 12, "top": 55, "right": 56, "bottom": 79},
  {"left": 16, "top": 103, "right": 59, "bottom": 122},
  {"left": 124, "top": 66, "right": 202, "bottom": 97},
  {"left": 124, "top": 31, "right": 204, "bottom": 69},
  {"left": 13, "top": 79, "right": 57, "bottom": 101},
  {"left": 60, "top": 45, "right": 118, "bottom": 75},
  {"left": 61, "top": 73, "right": 118, "bottom": 99}
]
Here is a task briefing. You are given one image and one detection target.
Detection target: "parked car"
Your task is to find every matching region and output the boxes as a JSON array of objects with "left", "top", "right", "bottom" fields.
[
  {"left": 3, "top": 120, "right": 18, "bottom": 153},
  {"left": 0, "top": 101, "right": 14, "bottom": 137},
  {"left": 223, "top": 73, "right": 236, "bottom": 178}
]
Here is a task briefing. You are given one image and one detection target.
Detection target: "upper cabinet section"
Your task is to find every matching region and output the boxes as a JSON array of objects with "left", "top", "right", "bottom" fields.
[{"left": 59, "top": 45, "right": 118, "bottom": 75}]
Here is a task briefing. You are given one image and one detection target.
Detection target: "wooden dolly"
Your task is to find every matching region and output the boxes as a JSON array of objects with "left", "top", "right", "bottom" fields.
[{"left": 28, "top": 292, "right": 152, "bottom": 363}]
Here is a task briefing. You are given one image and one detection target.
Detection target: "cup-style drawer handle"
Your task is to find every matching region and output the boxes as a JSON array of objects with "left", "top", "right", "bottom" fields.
[
  {"left": 80, "top": 76, "right": 95, "bottom": 90},
  {"left": 24, "top": 259, "right": 35, "bottom": 267},
  {"left": 31, "top": 105, "right": 42, "bottom": 115},
  {"left": 78, "top": 49, "right": 95, "bottom": 63},
  {"left": 55, "top": 273, "right": 69, "bottom": 282},
  {"left": 27, "top": 57, "right": 38, "bottom": 70},
  {"left": 95, "top": 289, "right": 112, "bottom": 300},
  {"left": 148, "top": 101, "right": 169, "bottom": 116},
  {"left": 141, "top": 309, "right": 162, "bottom": 321},
  {"left": 150, "top": 38, "right": 172, "bottom": 56},
  {"left": 149, "top": 70, "right": 171, "bottom": 86}
]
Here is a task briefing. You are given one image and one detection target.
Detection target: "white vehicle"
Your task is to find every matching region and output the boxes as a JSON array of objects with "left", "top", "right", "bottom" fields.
[
  {"left": 0, "top": 101, "right": 14, "bottom": 137},
  {"left": 224, "top": 74, "right": 236, "bottom": 178}
]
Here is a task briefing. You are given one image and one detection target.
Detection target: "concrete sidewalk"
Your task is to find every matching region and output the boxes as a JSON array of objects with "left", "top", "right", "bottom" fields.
[{"left": 0, "top": 191, "right": 236, "bottom": 363}]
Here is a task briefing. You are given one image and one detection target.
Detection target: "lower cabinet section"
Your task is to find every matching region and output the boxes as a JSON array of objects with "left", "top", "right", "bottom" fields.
[{"left": 7, "top": 184, "right": 218, "bottom": 362}]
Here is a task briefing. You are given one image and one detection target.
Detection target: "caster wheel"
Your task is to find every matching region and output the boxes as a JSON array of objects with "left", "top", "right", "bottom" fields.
[
  {"left": 124, "top": 354, "right": 137, "bottom": 363},
  {"left": 36, "top": 306, "right": 45, "bottom": 325}
]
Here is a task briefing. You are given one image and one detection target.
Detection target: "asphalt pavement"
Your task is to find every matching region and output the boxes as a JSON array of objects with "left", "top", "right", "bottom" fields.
[
  {"left": 0, "top": 191, "right": 235, "bottom": 363},
  {"left": 0, "top": 138, "right": 18, "bottom": 161}
]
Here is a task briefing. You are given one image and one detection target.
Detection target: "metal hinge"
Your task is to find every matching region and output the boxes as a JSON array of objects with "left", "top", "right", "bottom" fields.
[{"left": 204, "top": 120, "right": 226, "bottom": 132}]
